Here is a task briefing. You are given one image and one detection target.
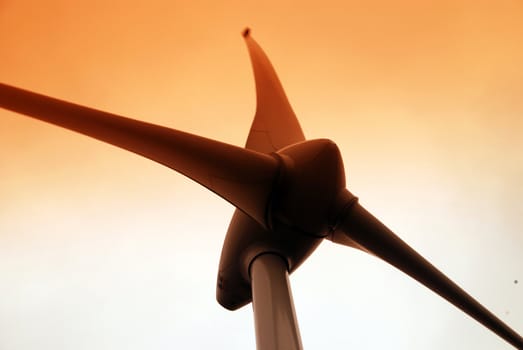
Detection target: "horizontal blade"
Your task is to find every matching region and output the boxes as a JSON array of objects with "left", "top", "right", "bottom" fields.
[
  {"left": 333, "top": 197, "right": 523, "bottom": 349},
  {"left": 243, "top": 29, "right": 305, "bottom": 152},
  {"left": 0, "top": 82, "right": 278, "bottom": 227}
]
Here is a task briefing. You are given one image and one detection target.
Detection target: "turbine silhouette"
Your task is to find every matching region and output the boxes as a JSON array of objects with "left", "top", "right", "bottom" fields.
[{"left": 0, "top": 29, "right": 522, "bottom": 349}]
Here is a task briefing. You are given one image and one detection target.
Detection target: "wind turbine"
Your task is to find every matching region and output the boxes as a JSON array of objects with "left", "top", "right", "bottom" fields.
[{"left": 0, "top": 29, "right": 522, "bottom": 350}]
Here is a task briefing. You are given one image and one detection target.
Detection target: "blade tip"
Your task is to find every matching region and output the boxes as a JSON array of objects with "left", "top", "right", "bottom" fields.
[{"left": 242, "top": 27, "right": 251, "bottom": 38}]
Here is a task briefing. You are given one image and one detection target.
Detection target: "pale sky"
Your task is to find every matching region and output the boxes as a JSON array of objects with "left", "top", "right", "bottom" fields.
[{"left": 0, "top": 1, "right": 522, "bottom": 349}]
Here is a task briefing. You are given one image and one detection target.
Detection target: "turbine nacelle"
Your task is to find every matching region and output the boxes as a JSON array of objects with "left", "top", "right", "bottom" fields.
[{"left": 217, "top": 139, "right": 354, "bottom": 310}]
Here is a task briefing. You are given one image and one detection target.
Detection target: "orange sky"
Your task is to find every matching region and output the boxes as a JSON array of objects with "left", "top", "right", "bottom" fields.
[{"left": 1, "top": 1, "right": 522, "bottom": 349}]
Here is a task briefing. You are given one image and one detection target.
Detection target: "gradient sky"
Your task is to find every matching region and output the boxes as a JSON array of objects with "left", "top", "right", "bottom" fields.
[{"left": 1, "top": 1, "right": 522, "bottom": 349}]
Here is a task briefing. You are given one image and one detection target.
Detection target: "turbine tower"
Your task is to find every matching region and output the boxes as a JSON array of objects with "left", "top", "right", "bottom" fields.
[{"left": 0, "top": 29, "right": 522, "bottom": 349}]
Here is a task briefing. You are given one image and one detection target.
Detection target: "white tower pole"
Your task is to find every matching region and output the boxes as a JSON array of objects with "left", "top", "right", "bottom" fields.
[{"left": 250, "top": 253, "right": 303, "bottom": 350}]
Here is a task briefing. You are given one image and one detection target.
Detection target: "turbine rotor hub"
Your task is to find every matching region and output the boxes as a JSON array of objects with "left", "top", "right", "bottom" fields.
[{"left": 268, "top": 139, "right": 349, "bottom": 236}]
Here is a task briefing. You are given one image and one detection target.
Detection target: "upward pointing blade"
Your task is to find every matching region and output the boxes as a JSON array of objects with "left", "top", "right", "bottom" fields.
[
  {"left": 243, "top": 28, "right": 305, "bottom": 153},
  {"left": 0, "top": 83, "right": 278, "bottom": 227},
  {"left": 333, "top": 198, "right": 523, "bottom": 349}
]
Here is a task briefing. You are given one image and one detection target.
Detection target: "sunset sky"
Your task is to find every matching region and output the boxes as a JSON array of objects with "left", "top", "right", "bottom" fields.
[{"left": 0, "top": 1, "right": 522, "bottom": 349}]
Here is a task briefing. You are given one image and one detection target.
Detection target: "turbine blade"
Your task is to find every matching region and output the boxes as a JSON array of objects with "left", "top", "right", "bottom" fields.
[
  {"left": 332, "top": 198, "right": 523, "bottom": 349},
  {"left": 0, "top": 82, "right": 278, "bottom": 227},
  {"left": 215, "top": 30, "right": 309, "bottom": 304},
  {"left": 243, "top": 28, "right": 305, "bottom": 153}
]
